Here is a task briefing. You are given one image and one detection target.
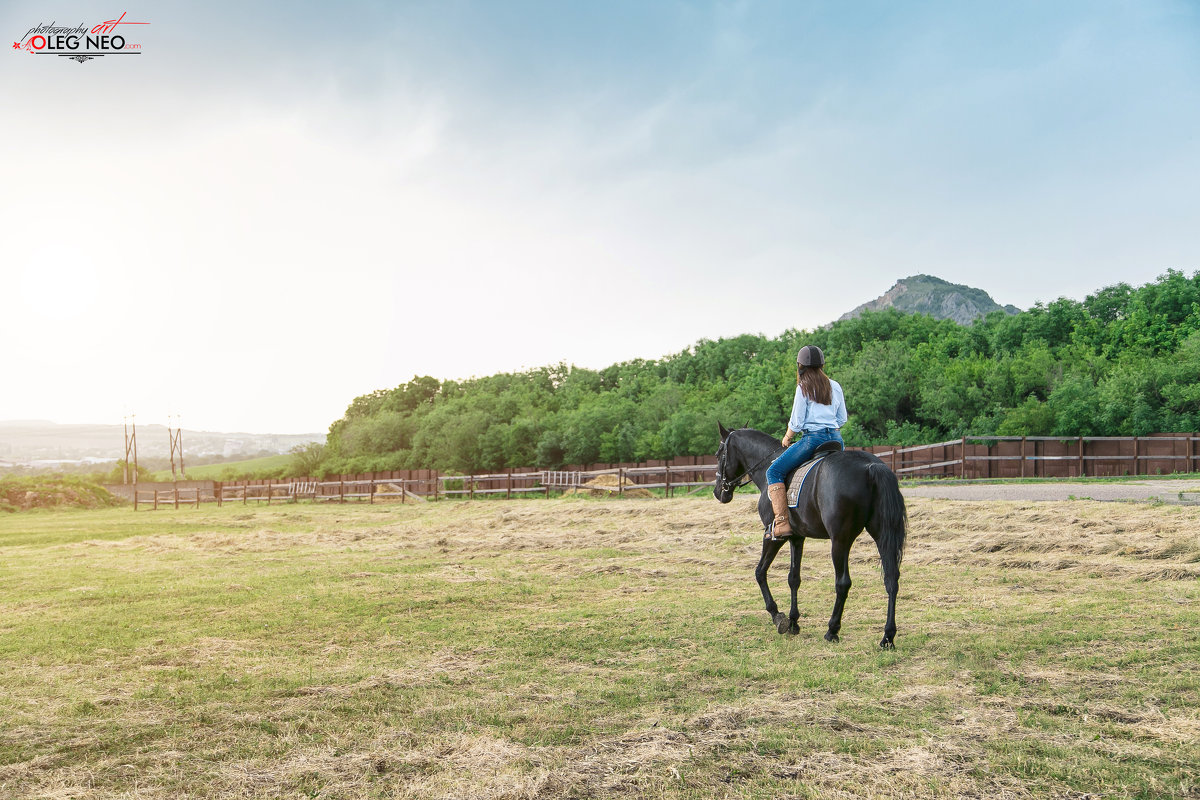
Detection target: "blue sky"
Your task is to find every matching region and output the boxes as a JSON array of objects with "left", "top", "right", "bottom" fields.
[{"left": 2, "top": 1, "right": 1198, "bottom": 433}]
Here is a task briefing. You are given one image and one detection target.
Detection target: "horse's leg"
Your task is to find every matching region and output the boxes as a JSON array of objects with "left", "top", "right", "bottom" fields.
[
  {"left": 881, "top": 576, "right": 898, "bottom": 649},
  {"left": 754, "top": 537, "right": 788, "bottom": 631},
  {"left": 871, "top": 531, "right": 901, "bottom": 649},
  {"left": 824, "top": 539, "right": 852, "bottom": 643},
  {"left": 786, "top": 536, "right": 806, "bottom": 635}
]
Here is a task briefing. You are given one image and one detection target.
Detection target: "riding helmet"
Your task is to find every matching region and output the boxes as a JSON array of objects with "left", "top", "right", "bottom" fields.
[{"left": 797, "top": 345, "right": 825, "bottom": 367}]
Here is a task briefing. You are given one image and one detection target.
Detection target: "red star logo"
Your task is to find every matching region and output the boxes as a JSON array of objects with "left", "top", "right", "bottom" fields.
[{"left": 12, "top": 42, "right": 21, "bottom": 49}]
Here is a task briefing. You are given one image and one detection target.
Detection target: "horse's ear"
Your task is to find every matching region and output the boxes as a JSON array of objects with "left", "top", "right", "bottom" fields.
[
  {"left": 718, "top": 421, "right": 730, "bottom": 441},
  {"left": 743, "top": 422, "right": 750, "bottom": 429}
]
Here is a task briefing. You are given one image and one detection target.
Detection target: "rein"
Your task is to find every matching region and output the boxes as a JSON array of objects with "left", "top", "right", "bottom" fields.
[{"left": 718, "top": 441, "right": 785, "bottom": 495}]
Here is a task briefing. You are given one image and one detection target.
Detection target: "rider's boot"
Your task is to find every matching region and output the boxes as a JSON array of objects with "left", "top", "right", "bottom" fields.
[{"left": 767, "top": 483, "right": 792, "bottom": 538}]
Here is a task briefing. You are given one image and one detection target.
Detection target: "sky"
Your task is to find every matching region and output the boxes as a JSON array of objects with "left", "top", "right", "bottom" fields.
[{"left": 2, "top": 1, "right": 1198, "bottom": 434}]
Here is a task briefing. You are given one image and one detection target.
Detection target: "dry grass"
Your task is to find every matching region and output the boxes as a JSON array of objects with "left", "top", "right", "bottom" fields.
[
  {"left": 903, "top": 498, "right": 1200, "bottom": 580},
  {"left": 0, "top": 496, "right": 1197, "bottom": 799}
]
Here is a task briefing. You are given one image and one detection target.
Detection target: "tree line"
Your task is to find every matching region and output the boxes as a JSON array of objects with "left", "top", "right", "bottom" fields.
[{"left": 308, "top": 270, "right": 1200, "bottom": 477}]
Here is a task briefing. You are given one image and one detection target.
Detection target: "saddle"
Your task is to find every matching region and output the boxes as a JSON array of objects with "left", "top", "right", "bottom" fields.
[{"left": 784, "top": 440, "right": 844, "bottom": 508}]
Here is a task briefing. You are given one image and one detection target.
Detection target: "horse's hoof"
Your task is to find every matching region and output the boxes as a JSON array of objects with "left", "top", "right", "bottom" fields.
[
  {"left": 824, "top": 632, "right": 840, "bottom": 643},
  {"left": 879, "top": 638, "right": 895, "bottom": 650},
  {"left": 774, "top": 613, "right": 791, "bottom": 634},
  {"left": 788, "top": 621, "right": 800, "bottom": 636}
]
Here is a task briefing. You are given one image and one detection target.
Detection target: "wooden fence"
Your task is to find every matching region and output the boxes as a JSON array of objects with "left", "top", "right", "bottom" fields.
[
  {"left": 860, "top": 433, "right": 1200, "bottom": 480},
  {"left": 207, "top": 459, "right": 719, "bottom": 508},
  {"left": 111, "top": 433, "right": 1200, "bottom": 510}
]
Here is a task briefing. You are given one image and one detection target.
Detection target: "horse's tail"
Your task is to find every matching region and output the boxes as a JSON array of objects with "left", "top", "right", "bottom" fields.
[{"left": 867, "top": 461, "right": 907, "bottom": 589}]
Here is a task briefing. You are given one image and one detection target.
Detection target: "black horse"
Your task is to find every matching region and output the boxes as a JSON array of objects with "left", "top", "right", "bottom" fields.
[{"left": 714, "top": 424, "right": 907, "bottom": 648}]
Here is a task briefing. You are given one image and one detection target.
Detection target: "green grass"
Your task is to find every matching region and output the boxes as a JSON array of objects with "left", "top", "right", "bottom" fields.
[
  {"left": 153, "top": 453, "right": 295, "bottom": 481},
  {"left": 0, "top": 475, "right": 118, "bottom": 512},
  {"left": 0, "top": 497, "right": 1196, "bottom": 798}
]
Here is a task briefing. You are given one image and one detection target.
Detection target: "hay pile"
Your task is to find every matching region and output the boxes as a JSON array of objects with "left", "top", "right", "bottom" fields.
[{"left": 562, "top": 473, "right": 655, "bottom": 499}]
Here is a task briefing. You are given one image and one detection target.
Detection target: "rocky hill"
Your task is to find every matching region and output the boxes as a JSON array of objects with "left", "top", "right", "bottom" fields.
[{"left": 839, "top": 275, "right": 1020, "bottom": 325}]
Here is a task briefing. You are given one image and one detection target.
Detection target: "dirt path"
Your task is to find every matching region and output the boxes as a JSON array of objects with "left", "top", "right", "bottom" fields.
[{"left": 902, "top": 478, "right": 1200, "bottom": 503}]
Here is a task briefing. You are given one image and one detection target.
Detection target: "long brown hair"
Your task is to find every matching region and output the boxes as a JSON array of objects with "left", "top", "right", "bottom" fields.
[{"left": 797, "top": 365, "right": 833, "bottom": 406}]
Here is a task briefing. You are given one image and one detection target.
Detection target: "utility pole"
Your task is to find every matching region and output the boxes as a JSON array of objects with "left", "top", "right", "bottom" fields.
[
  {"left": 168, "top": 415, "right": 184, "bottom": 480},
  {"left": 123, "top": 415, "right": 139, "bottom": 485}
]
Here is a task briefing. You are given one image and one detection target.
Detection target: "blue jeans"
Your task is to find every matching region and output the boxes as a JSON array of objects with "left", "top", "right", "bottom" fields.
[{"left": 766, "top": 428, "right": 844, "bottom": 485}]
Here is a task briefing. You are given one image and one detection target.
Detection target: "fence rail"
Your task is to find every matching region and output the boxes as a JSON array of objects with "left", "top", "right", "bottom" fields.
[
  {"left": 109, "top": 460, "right": 721, "bottom": 510},
  {"left": 866, "top": 433, "right": 1200, "bottom": 480},
  {"left": 107, "top": 432, "right": 1200, "bottom": 510}
]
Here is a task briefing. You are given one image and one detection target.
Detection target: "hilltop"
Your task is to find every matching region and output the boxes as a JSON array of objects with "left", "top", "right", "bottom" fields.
[{"left": 838, "top": 274, "right": 1020, "bottom": 324}]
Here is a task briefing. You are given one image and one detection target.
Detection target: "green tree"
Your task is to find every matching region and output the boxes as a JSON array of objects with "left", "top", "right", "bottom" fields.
[
  {"left": 100, "top": 460, "right": 154, "bottom": 484},
  {"left": 288, "top": 442, "right": 326, "bottom": 478}
]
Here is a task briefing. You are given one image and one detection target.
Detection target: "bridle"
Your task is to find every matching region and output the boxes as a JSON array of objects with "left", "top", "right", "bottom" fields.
[{"left": 716, "top": 434, "right": 784, "bottom": 495}]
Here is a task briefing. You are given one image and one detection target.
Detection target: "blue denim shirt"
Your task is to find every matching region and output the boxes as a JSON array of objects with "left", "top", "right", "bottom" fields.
[{"left": 787, "top": 380, "right": 848, "bottom": 434}]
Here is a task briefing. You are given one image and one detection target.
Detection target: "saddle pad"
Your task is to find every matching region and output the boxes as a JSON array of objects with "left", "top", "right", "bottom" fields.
[{"left": 786, "top": 456, "right": 826, "bottom": 508}]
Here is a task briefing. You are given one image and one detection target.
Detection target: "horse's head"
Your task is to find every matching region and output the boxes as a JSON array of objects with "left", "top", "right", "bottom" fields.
[{"left": 713, "top": 422, "right": 740, "bottom": 503}]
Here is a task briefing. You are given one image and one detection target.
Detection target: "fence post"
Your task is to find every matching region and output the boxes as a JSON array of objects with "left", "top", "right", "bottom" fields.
[
  {"left": 370, "top": 478, "right": 375, "bottom": 504},
  {"left": 340, "top": 477, "right": 345, "bottom": 503},
  {"left": 507, "top": 468, "right": 512, "bottom": 500},
  {"left": 1078, "top": 437, "right": 1084, "bottom": 478},
  {"left": 267, "top": 480, "right": 272, "bottom": 506},
  {"left": 433, "top": 471, "right": 439, "bottom": 502},
  {"left": 1021, "top": 437, "right": 1027, "bottom": 478},
  {"left": 665, "top": 463, "right": 672, "bottom": 498},
  {"left": 174, "top": 481, "right": 179, "bottom": 510},
  {"left": 153, "top": 488, "right": 158, "bottom": 511},
  {"left": 1133, "top": 437, "right": 1139, "bottom": 476},
  {"left": 960, "top": 437, "right": 967, "bottom": 480},
  {"left": 469, "top": 474, "right": 474, "bottom": 501},
  {"left": 619, "top": 468, "right": 625, "bottom": 497},
  {"left": 217, "top": 483, "right": 222, "bottom": 508}
]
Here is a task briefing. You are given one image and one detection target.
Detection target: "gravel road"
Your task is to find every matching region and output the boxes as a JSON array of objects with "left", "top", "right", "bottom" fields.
[{"left": 902, "top": 479, "right": 1200, "bottom": 504}]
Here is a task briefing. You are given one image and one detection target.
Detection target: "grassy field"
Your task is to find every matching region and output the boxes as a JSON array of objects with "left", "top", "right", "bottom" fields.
[{"left": 0, "top": 495, "right": 1197, "bottom": 799}]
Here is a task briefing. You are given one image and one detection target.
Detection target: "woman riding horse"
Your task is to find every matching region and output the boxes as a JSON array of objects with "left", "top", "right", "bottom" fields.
[{"left": 713, "top": 348, "right": 906, "bottom": 647}]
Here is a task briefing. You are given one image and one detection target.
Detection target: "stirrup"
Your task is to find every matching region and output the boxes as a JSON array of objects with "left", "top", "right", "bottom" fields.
[{"left": 765, "top": 518, "right": 792, "bottom": 541}]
